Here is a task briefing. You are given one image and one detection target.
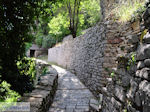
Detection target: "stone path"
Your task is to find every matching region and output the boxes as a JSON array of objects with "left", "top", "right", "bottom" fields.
[{"left": 48, "top": 65, "right": 98, "bottom": 112}]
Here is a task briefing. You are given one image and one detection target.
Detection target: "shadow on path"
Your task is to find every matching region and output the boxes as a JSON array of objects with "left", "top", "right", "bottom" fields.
[{"left": 48, "top": 65, "right": 98, "bottom": 112}]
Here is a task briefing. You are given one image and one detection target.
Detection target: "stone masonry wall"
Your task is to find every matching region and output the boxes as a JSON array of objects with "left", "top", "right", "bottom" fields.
[
  {"left": 21, "top": 65, "right": 58, "bottom": 112},
  {"left": 99, "top": 1, "right": 150, "bottom": 112},
  {"left": 48, "top": 23, "right": 106, "bottom": 97},
  {"left": 100, "top": 21, "right": 150, "bottom": 112},
  {"left": 48, "top": 1, "right": 141, "bottom": 97},
  {"left": 48, "top": 0, "right": 150, "bottom": 111}
]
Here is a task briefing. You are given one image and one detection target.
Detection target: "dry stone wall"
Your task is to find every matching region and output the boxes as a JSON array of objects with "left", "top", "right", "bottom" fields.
[
  {"left": 21, "top": 62, "right": 58, "bottom": 112},
  {"left": 48, "top": 0, "right": 142, "bottom": 97},
  {"left": 100, "top": 23, "right": 150, "bottom": 112},
  {"left": 48, "top": 0, "right": 150, "bottom": 112},
  {"left": 99, "top": 1, "right": 150, "bottom": 111},
  {"left": 48, "top": 23, "right": 106, "bottom": 97}
]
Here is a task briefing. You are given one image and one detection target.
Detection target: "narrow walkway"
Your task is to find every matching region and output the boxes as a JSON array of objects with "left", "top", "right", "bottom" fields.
[{"left": 48, "top": 65, "right": 97, "bottom": 112}]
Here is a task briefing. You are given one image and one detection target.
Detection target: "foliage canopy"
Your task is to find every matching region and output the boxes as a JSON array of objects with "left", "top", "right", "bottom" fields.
[
  {"left": 34, "top": 0, "right": 100, "bottom": 48},
  {"left": 0, "top": 0, "right": 55, "bottom": 94}
]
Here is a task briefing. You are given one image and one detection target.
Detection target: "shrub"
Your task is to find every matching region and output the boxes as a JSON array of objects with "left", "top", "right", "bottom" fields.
[
  {"left": 8, "top": 57, "right": 37, "bottom": 95},
  {"left": 0, "top": 0, "right": 55, "bottom": 97},
  {"left": 35, "top": 34, "right": 44, "bottom": 47},
  {"left": 41, "top": 66, "right": 49, "bottom": 76},
  {"left": 25, "top": 43, "right": 32, "bottom": 53},
  {"left": 0, "top": 81, "right": 20, "bottom": 102},
  {"left": 127, "top": 52, "right": 136, "bottom": 70},
  {"left": 17, "top": 57, "right": 36, "bottom": 82},
  {"left": 42, "top": 35, "right": 56, "bottom": 48}
]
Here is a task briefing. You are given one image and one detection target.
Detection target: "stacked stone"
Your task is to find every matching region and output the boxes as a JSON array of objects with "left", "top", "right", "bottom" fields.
[
  {"left": 100, "top": 33, "right": 150, "bottom": 112},
  {"left": 20, "top": 66, "right": 58, "bottom": 112},
  {"left": 48, "top": 23, "right": 106, "bottom": 98},
  {"left": 135, "top": 32, "right": 150, "bottom": 112},
  {"left": 100, "top": 3, "right": 150, "bottom": 111},
  {"left": 47, "top": 1, "right": 150, "bottom": 111},
  {"left": 47, "top": 15, "right": 142, "bottom": 100}
]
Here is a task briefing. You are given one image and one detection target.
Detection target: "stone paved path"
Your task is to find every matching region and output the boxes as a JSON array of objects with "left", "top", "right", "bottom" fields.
[{"left": 48, "top": 65, "right": 97, "bottom": 112}]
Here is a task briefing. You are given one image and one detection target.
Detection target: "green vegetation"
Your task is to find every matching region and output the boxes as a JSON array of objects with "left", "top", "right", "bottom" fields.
[
  {"left": 1, "top": 0, "right": 146, "bottom": 105},
  {"left": 127, "top": 52, "right": 136, "bottom": 70},
  {"left": 17, "top": 57, "right": 36, "bottom": 81},
  {"left": 41, "top": 66, "right": 49, "bottom": 76},
  {"left": 140, "top": 29, "right": 148, "bottom": 43},
  {"left": 112, "top": 0, "right": 145, "bottom": 22},
  {"left": 0, "top": 0, "right": 56, "bottom": 101},
  {"left": 123, "top": 109, "right": 127, "bottom": 112},
  {"left": 0, "top": 81, "right": 21, "bottom": 111},
  {"left": 25, "top": 43, "right": 32, "bottom": 53},
  {"left": 34, "top": 0, "right": 101, "bottom": 48},
  {"left": 48, "top": 13, "right": 70, "bottom": 40},
  {"left": 0, "top": 81, "right": 20, "bottom": 102},
  {"left": 81, "top": 0, "right": 101, "bottom": 27},
  {"left": 110, "top": 71, "right": 115, "bottom": 77}
]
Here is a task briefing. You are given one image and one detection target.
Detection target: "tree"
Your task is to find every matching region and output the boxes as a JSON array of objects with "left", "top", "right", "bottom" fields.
[
  {"left": 66, "top": 0, "right": 81, "bottom": 38},
  {"left": 0, "top": 0, "right": 55, "bottom": 94}
]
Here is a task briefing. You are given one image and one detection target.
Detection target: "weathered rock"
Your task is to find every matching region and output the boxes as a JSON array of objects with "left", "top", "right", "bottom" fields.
[
  {"left": 30, "top": 89, "right": 49, "bottom": 98},
  {"left": 48, "top": 67, "right": 58, "bottom": 75},
  {"left": 143, "top": 32, "right": 150, "bottom": 44},
  {"left": 35, "top": 85, "right": 52, "bottom": 91},
  {"left": 143, "top": 105, "right": 150, "bottom": 112},
  {"left": 30, "top": 106, "right": 39, "bottom": 112},
  {"left": 136, "top": 68, "right": 150, "bottom": 80},
  {"left": 39, "top": 74, "right": 57, "bottom": 86},
  {"left": 127, "top": 79, "right": 138, "bottom": 99},
  {"left": 136, "top": 44, "right": 150, "bottom": 61},
  {"left": 137, "top": 61, "right": 145, "bottom": 70},
  {"left": 122, "top": 75, "right": 131, "bottom": 87},
  {"left": 135, "top": 92, "right": 141, "bottom": 107},
  {"left": 127, "top": 106, "right": 137, "bottom": 112},
  {"left": 90, "top": 99, "right": 100, "bottom": 111},
  {"left": 21, "top": 67, "right": 58, "bottom": 112},
  {"left": 110, "top": 97, "right": 122, "bottom": 109},
  {"left": 114, "top": 85, "right": 126, "bottom": 102},
  {"left": 144, "top": 59, "right": 150, "bottom": 67},
  {"left": 116, "top": 68, "right": 127, "bottom": 76},
  {"left": 21, "top": 96, "right": 43, "bottom": 108},
  {"left": 143, "top": 7, "right": 150, "bottom": 20},
  {"left": 128, "top": 64, "right": 137, "bottom": 74},
  {"left": 139, "top": 80, "right": 150, "bottom": 96},
  {"left": 143, "top": 7, "right": 150, "bottom": 29},
  {"left": 127, "top": 35, "right": 139, "bottom": 44}
]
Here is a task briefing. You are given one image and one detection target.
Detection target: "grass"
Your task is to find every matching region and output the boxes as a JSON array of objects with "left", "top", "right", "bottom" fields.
[{"left": 111, "top": 0, "right": 145, "bottom": 22}]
